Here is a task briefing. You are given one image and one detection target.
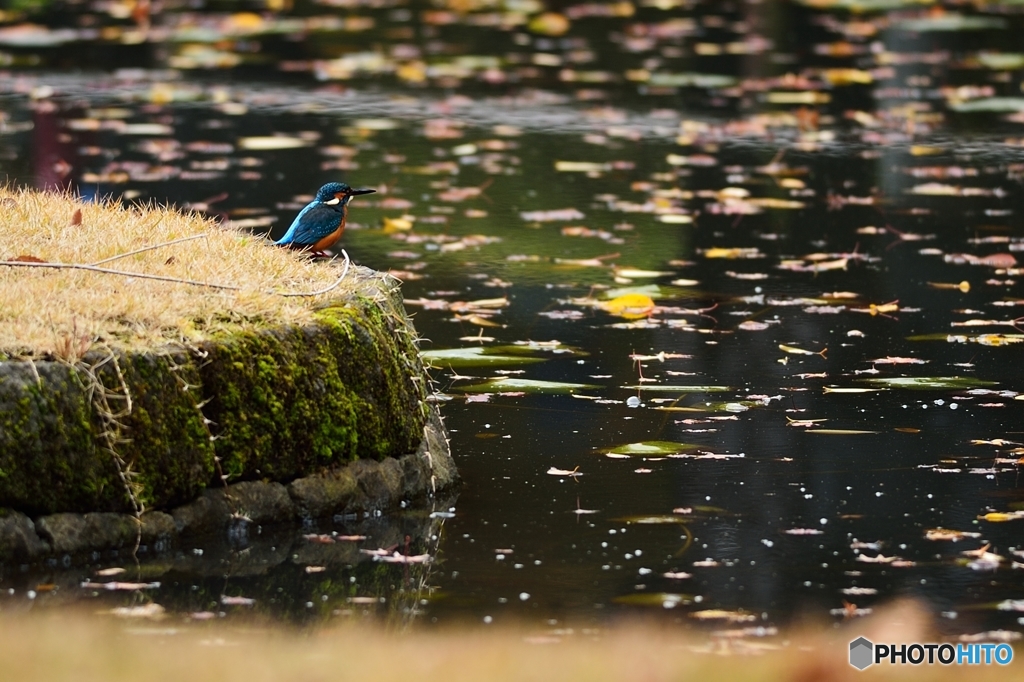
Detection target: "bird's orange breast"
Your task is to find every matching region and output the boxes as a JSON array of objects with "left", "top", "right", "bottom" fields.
[{"left": 310, "top": 206, "right": 347, "bottom": 252}]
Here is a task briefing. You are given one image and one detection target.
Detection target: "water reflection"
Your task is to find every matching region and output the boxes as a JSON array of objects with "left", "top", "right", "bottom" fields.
[{"left": 2, "top": 0, "right": 1024, "bottom": 641}]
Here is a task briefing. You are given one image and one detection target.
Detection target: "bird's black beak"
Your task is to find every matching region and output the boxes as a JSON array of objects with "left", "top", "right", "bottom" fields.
[{"left": 349, "top": 188, "right": 376, "bottom": 196}]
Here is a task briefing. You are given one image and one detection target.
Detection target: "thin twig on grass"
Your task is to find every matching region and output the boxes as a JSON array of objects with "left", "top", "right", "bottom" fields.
[
  {"left": 3, "top": 248, "right": 350, "bottom": 297},
  {"left": 0, "top": 259, "right": 242, "bottom": 290},
  {"left": 90, "top": 234, "right": 209, "bottom": 266}
]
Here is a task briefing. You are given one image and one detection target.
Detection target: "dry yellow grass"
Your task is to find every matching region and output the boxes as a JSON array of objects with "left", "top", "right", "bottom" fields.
[
  {"left": 0, "top": 186, "right": 360, "bottom": 357},
  {"left": 1, "top": 600, "right": 1020, "bottom": 682}
]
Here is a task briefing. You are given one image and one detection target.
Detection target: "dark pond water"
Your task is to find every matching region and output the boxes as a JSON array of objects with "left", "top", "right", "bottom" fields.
[{"left": 3, "top": 0, "right": 1024, "bottom": 641}]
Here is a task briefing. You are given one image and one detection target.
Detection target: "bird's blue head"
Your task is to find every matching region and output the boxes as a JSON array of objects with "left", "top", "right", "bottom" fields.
[{"left": 315, "top": 182, "right": 376, "bottom": 206}]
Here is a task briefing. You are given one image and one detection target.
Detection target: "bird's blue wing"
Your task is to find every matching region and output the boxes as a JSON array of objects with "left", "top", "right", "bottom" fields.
[
  {"left": 276, "top": 202, "right": 343, "bottom": 246},
  {"left": 275, "top": 201, "right": 316, "bottom": 245}
]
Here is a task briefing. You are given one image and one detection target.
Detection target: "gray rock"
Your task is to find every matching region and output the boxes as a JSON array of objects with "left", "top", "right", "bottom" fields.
[
  {"left": 139, "top": 511, "right": 176, "bottom": 544},
  {"left": 351, "top": 459, "right": 401, "bottom": 509},
  {"left": 171, "top": 490, "right": 232, "bottom": 537},
  {"left": 0, "top": 509, "right": 49, "bottom": 561},
  {"left": 288, "top": 469, "right": 359, "bottom": 519},
  {"left": 221, "top": 480, "right": 296, "bottom": 525},
  {"left": 36, "top": 512, "right": 138, "bottom": 554}
]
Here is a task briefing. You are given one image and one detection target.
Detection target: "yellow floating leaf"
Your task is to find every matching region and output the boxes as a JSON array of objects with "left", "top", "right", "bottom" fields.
[
  {"left": 689, "top": 609, "right": 757, "bottom": 622},
  {"left": 381, "top": 216, "right": 414, "bottom": 232},
  {"left": 979, "top": 512, "right": 1024, "bottom": 522},
  {"left": 748, "top": 197, "right": 807, "bottom": 209},
  {"left": 822, "top": 68, "right": 873, "bottom": 85},
  {"left": 703, "top": 247, "right": 762, "bottom": 259},
  {"left": 600, "top": 293, "right": 655, "bottom": 319},
  {"left": 528, "top": 12, "right": 570, "bottom": 36},
  {"left": 766, "top": 91, "right": 831, "bottom": 105},
  {"left": 928, "top": 281, "right": 970, "bottom": 292}
]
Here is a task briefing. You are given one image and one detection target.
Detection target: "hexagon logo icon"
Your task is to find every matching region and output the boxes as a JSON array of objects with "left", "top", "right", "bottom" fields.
[{"left": 849, "top": 636, "right": 874, "bottom": 670}]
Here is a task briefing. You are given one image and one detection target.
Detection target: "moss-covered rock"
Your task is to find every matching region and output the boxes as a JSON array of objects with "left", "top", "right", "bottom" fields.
[
  {"left": 0, "top": 269, "right": 439, "bottom": 516},
  {"left": 196, "top": 283, "right": 427, "bottom": 482},
  {"left": 0, "top": 362, "right": 121, "bottom": 513}
]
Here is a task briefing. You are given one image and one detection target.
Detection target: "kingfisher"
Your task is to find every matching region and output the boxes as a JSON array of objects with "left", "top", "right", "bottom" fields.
[{"left": 275, "top": 182, "right": 376, "bottom": 256}]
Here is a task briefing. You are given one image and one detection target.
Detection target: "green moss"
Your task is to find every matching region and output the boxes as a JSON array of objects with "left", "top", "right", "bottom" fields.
[
  {"left": 0, "top": 362, "right": 122, "bottom": 514},
  {"left": 199, "top": 281, "right": 428, "bottom": 483},
  {"left": 88, "top": 351, "right": 216, "bottom": 510},
  {"left": 0, "top": 274, "right": 433, "bottom": 514}
]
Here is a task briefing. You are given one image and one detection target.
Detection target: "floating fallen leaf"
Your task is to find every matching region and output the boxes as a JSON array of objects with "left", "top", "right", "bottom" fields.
[
  {"left": 823, "top": 387, "right": 885, "bottom": 394},
  {"left": 703, "top": 247, "right": 763, "bottom": 259},
  {"left": 612, "top": 593, "right": 692, "bottom": 607},
  {"left": 928, "top": 281, "right": 971, "bottom": 292},
  {"left": 925, "top": 528, "right": 981, "bottom": 541},
  {"left": 862, "top": 376, "right": 998, "bottom": 390},
  {"left": 456, "top": 377, "right": 600, "bottom": 394},
  {"left": 546, "top": 466, "right": 582, "bottom": 478},
  {"left": 520, "top": 208, "right": 585, "bottom": 222},
  {"left": 621, "top": 384, "right": 731, "bottom": 392},
  {"left": 779, "top": 344, "right": 827, "bottom": 357},
  {"left": 978, "top": 512, "right": 1024, "bottom": 522},
  {"left": 601, "top": 441, "right": 701, "bottom": 457},
  {"left": 599, "top": 293, "right": 655, "bottom": 319},
  {"left": 421, "top": 347, "right": 547, "bottom": 368},
  {"left": 786, "top": 417, "right": 827, "bottom": 427},
  {"left": 555, "top": 161, "right": 609, "bottom": 173},
  {"left": 238, "top": 136, "right": 311, "bottom": 150},
  {"left": 616, "top": 514, "right": 687, "bottom": 524},
  {"left": 377, "top": 552, "right": 431, "bottom": 564},
  {"left": 94, "top": 567, "right": 126, "bottom": 577},
  {"left": 856, "top": 554, "right": 899, "bottom": 564},
  {"left": 81, "top": 581, "right": 161, "bottom": 591},
  {"left": 690, "top": 610, "right": 757, "bottom": 622}
]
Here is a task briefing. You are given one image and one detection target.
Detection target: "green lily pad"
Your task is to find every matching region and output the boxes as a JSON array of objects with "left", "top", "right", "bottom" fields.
[
  {"left": 949, "top": 97, "right": 1024, "bottom": 113},
  {"left": 455, "top": 377, "right": 600, "bottom": 393},
  {"left": 497, "top": 341, "right": 587, "bottom": 356},
  {"left": 603, "top": 284, "right": 673, "bottom": 300},
  {"left": 692, "top": 505, "right": 730, "bottom": 515},
  {"left": 860, "top": 376, "right": 998, "bottom": 390},
  {"left": 613, "top": 593, "right": 694, "bottom": 607},
  {"left": 422, "top": 347, "right": 547, "bottom": 368},
  {"left": 621, "top": 384, "right": 732, "bottom": 392},
  {"left": 647, "top": 73, "right": 737, "bottom": 88},
  {"left": 894, "top": 15, "right": 1007, "bottom": 32},
  {"left": 602, "top": 441, "right": 702, "bottom": 457},
  {"left": 977, "top": 53, "right": 1024, "bottom": 70}
]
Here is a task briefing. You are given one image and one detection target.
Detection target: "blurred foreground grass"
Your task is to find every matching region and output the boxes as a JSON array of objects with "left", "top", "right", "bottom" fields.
[{"left": 1, "top": 600, "right": 1019, "bottom": 682}]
